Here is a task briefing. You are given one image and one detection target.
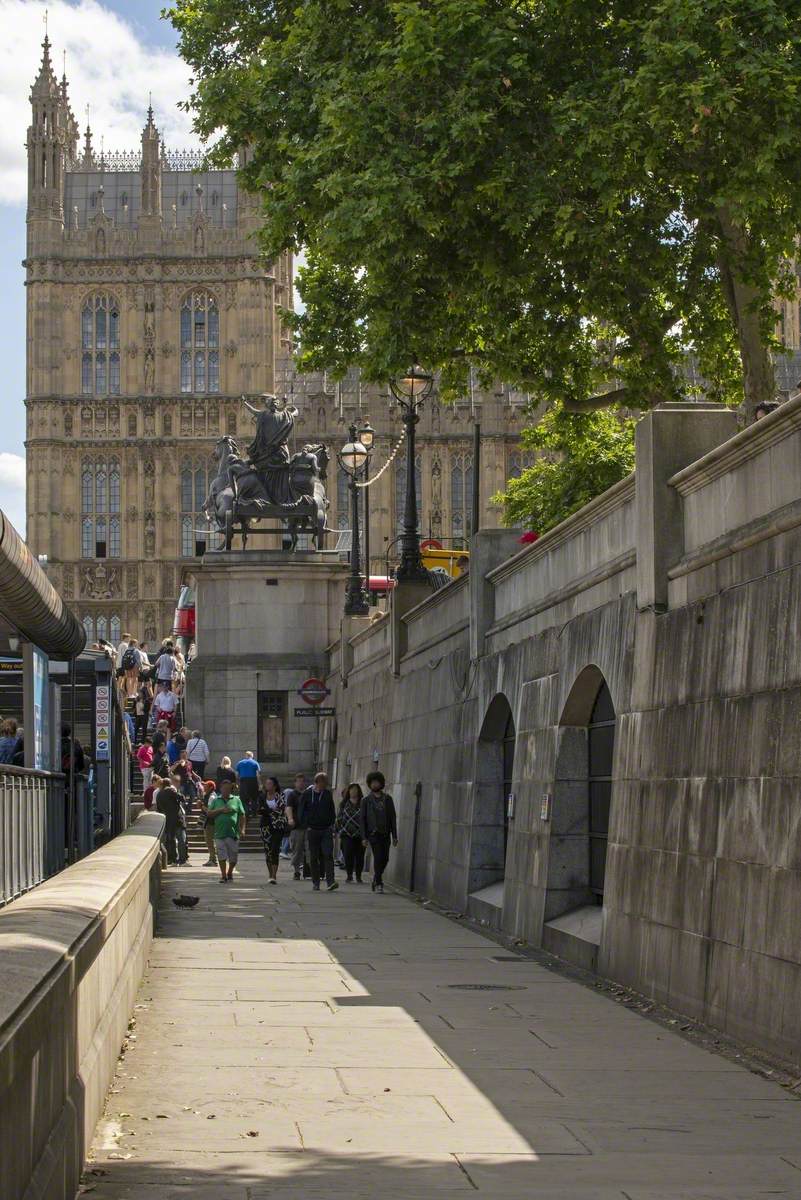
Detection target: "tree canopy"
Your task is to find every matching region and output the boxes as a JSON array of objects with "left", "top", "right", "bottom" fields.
[{"left": 170, "top": 0, "right": 801, "bottom": 415}]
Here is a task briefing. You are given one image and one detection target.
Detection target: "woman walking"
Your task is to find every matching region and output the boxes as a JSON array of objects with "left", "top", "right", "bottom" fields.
[
  {"left": 259, "top": 776, "right": 289, "bottom": 884},
  {"left": 361, "top": 771, "right": 398, "bottom": 894},
  {"left": 336, "top": 784, "right": 366, "bottom": 883}
]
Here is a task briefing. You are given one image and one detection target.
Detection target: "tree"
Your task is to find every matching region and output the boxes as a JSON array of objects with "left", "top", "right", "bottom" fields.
[
  {"left": 169, "top": 0, "right": 801, "bottom": 416},
  {"left": 494, "top": 406, "right": 636, "bottom": 533}
]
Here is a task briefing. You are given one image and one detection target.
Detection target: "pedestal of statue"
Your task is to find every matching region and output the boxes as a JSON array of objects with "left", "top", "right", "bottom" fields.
[{"left": 183, "top": 550, "right": 350, "bottom": 776}]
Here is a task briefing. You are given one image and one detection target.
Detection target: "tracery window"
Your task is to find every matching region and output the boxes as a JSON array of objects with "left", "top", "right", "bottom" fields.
[
  {"left": 180, "top": 292, "right": 220, "bottom": 394},
  {"left": 394, "top": 453, "right": 422, "bottom": 536},
  {"left": 450, "top": 451, "right": 474, "bottom": 547},
  {"left": 179, "top": 458, "right": 223, "bottom": 557},
  {"left": 507, "top": 448, "right": 536, "bottom": 480},
  {"left": 81, "top": 294, "right": 120, "bottom": 395},
  {"left": 81, "top": 459, "right": 121, "bottom": 559}
]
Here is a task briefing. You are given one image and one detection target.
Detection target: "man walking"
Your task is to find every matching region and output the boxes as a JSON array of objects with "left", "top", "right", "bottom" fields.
[
  {"left": 156, "top": 771, "right": 187, "bottom": 866},
  {"left": 298, "top": 772, "right": 338, "bottom": 892},
  {"left": 285, "top": 772, "right": 308, "bottom": 880},
  {"left": 361, "top": 771, "right": 398, "bottom": 893},
  {"left": 236, "top": 750, "right": 262, "bottom": 816},
  {"left": 204, "top": 778, "right": 247, "bottom": 882}
]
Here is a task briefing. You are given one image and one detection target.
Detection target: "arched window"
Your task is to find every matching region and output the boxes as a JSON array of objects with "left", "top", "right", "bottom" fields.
[
  {"left": 450, "top": 451, "right": 474, "bottom": 547},
  {"left": 81, "top": 294, "right": 120, "bottom": 395},
  {"left": 96, "top": 615, "right": 108, "bottom": 643},
  {"left": 110, "top": 615, "right": 121, "bottom": 645},
  {"left": 180, "top": 292, "right": 220, "bottom": 394},
  {"left": 395, "top": 453, "right": 422, "bottom": 536},
  {"left": 82, "top": 615, "right": 94, "bottom": 643},
  {"left": 179, "top": 458, "right": 222, "bottom": 557},
  {"left": 507, "top": 448, "right": 536, "bottom": 480},
  {"left": 81, "top": 460, "right": 121, "bottom": 559}
]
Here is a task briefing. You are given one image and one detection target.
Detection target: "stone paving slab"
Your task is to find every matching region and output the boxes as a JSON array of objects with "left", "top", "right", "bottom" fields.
[{"left": 86, "top": 860, "right": 801, "bottom": 1198}]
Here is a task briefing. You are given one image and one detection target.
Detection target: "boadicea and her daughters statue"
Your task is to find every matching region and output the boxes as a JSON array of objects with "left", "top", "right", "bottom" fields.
[{"left": 203, "top": 394, "right": 330, "bottom": 551}]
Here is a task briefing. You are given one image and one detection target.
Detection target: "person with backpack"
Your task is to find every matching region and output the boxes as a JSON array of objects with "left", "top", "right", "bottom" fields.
[
  {"left": 120, "top": 638, "right": 142, "bottom": 700},
  {"left": 360, "top": 771, "right": 398, "bottom": 894}
]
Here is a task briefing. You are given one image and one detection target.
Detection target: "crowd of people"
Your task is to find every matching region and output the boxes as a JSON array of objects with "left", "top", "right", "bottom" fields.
[{"left": 141, "top": 752, "right": 398, "bottom": 893}]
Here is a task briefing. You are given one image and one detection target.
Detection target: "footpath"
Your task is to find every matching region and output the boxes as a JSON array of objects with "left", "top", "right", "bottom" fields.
[{"left": 85, "top": 857, "right": 801, "bottom": 1199}]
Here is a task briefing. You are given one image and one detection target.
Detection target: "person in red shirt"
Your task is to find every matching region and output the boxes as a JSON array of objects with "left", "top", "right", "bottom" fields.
[{"left": 143, "top": 774, "right": 163, "bottom": 811}]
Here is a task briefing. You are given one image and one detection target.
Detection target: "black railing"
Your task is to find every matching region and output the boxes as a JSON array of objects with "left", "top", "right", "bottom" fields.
[{"left": 0, "top": 766, "right": 66, "bottom": 906}]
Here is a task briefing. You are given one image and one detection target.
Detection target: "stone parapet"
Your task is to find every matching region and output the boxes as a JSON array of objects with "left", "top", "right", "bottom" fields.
[{"left": 0, "top": 812, "right": 164, "bottom": 1200}]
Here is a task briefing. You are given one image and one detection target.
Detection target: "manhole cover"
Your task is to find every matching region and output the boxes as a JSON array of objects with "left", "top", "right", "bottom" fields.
[{"left": 445, "top": 984, "right": 526, "bottom": 992}]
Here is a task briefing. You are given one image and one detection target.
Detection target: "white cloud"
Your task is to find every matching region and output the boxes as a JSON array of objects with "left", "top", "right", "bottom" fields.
[
  {"left": 0, "top": 451, "right": 26, "bottom": 535},
  {"left": 0, "top": 0, "right": 195, "bottom": 205}
]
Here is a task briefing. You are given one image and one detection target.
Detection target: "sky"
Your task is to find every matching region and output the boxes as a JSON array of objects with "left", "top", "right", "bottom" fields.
[{"left": 0, "top": 0, "right": 195, "bottom": 534}]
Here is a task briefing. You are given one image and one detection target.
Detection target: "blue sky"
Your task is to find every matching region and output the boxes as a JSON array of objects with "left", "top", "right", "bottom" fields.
[{"left": 0, "top": 0, "right": 193, "bottom": 532}]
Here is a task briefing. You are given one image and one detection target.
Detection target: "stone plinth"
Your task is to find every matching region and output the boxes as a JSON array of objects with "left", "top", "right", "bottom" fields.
[{"left": 185, "top": 551, "right": 350, "bottom": 775}]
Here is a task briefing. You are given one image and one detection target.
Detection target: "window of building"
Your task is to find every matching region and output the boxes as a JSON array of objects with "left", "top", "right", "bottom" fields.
[
  {"left": 180, "top": 292, "right": 220, "bottom": 394},
  {"left": 179, "top": 458, "right": 223, "bottom": 557},
  {"left": 110, "top": 614, "right": 121, "bottom": 645},
  {"left": 81, "top": 294, "right": 120, "bottom": 395},
  {"left": 82, "top": 614, "right": 94, "bottom": 643},
  {"left": 395, "top": 453, "right": 422, "bottom": 536},
  {"left": 507, "top": 448, "right": 536, "bottom": 479},
  {"left": 450, "top": 451, "right": 474, "bottom": 548},
  {"left": 81, "top": 459, "right": 121, "bottom": 559},
  {"left": 257, "top": 690, "right": 287, "bottom": 762}
]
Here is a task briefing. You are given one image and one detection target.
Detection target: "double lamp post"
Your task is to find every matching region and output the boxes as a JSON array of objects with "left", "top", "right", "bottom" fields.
[{"left": 338, "top": 365, "right": 434, "bottom": 613}]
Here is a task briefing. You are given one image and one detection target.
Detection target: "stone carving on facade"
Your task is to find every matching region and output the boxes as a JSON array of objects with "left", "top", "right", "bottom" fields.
[
  {"left": 126, "top": 566, "right": 138, "bottom": 598},
  {"left": 108, "top": 405, "right": 119, "bottom": 435},
  {"left": 80, "top": 563, "right": 121, "bottom": 599},
  {"left": 61, "top": 566, "right": 74, "bottom": 600},
  {"left": 160, "top": 342, "right": 174, "bottom": 357},
  {"left": 144, "top": 607, "right": 158, "bottom": 644},
  {"left": 143, "top": 460, "right": 155, "bottom": 506},
  {"left": 81, "top": 407, "right": 93, "bottom": 436},
  {"left": 125, "top": 342, "right": 139, "bottom": 358},
  {"left": 62, "top": 508, "right": 75, "bottom": 522},
  {"left": 143, "top": 288, "right": 156, "bottom": 394},
  {"left": 224, "top": 340, "right": 237, "bottom": 357},
  {"left": 144, "top": 571, "right": 156, "bottom": 592},
  {"left": 181, "top": 405, "right": 192, "bottom": 435},
  {"left": 143, "top": 403, "right": 155, "bottom": 436},
  {"left": 431, "top": 456, "right": 442, "bottom": 537},
  {"left": 144, "top": 514, "right": 155, "bottom": 556},
  {"left": 126, "top": 505, "right": 138, "bottom": 523}
]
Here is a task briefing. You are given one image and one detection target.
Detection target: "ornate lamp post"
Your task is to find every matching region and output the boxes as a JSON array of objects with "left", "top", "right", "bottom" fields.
[
  {"left": 338, "top": 425, "right": 369, "bottom": 615},
  {"left": 358, "top": 420, "right": 375, "bottom": 602},
  {"left": 389, "top": 366, "right": 434, "bottom": 583}
]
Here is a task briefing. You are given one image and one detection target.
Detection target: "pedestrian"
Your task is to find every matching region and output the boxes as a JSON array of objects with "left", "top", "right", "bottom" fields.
[
  {"left": 143, "top": 773, "right": 162, "bottom": 811},
  {"left": 235, "top": 750, "right": 262, "bottom": 817},
  {"left": 285, "top": 773, "right": 308, "bottom": 880},
  {"left": 136, "top": 737, "right": 154, "bottom": 791},
  {"left": 204, "top": 777, "right": 246, "bottom": 882},
  {"left": 200, "top": 779, "right": 218, "bottom": 866},
  {"left": 0, "top": 718, "right": 20, "bottom": 764},
  {"left": 361, "top": 771, "right": 398, "bottom": 894},
  {"left": 154, "top": 641, "right": 179, "bottom": 688},
  {"left": 120, "top": 637, "right": 142, "bottom": 700},
  {"left": 298, "top": 772, "right": 338, "bottom": 892},
  {"left": 215, "top": 755, "right": 237, "bottom": 788},
  {"left": 153, "top": 682, "right": 178, "bottom": 730},
  {"left": 259, "top": 776, "right": 289, "bottom": 884},
  {"left": 156, "top": 771, "right": 186, "bottom": 866},
  {"left": 115, "top": 633, "right": 131, "bottom": 680},
  {"left": 135, "top": 680, "right": 152, "bottom": 742},
  {"left": 336, "top": 783, "right": 366, "bottom": 883},
  {"left": 186, "top": 730, "right": 210, "bottom": 779},
  {"left": 166, "top": 728, "right": 183, "bottom": 766}
]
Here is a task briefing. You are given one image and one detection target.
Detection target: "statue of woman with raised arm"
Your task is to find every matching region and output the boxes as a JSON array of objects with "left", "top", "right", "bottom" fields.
[{"left": 242, "top": 394, "right": 299, "bottom": 505}]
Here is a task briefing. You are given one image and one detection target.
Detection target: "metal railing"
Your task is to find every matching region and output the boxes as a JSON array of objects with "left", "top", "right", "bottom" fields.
[{"left": 0, "top": 766, "right": 66, "bottom": 907}]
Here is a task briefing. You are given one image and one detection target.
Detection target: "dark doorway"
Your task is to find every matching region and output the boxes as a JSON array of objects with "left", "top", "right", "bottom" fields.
[
  {"left": 469, "top": 694, "right": 516, "bottom": 894},
  {"left": 588, "top": 680, "right": 615, "bottom": 902}
]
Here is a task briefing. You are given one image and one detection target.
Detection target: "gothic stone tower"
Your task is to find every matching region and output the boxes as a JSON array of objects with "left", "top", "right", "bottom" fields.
[{"left": 24, "top": 36, "right": 292, "bottom": 647}]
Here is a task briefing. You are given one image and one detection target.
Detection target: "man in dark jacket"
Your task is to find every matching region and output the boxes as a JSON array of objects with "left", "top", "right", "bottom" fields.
[
  {"left": 361, "top": 771, "right": 398, "bottom": 893},
  {"left": 298, "top": 772, "right": 338, "bottom": 891}
]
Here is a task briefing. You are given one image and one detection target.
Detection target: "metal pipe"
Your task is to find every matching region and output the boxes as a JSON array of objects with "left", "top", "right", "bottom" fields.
[
  {"left": 471, "top": 420, "right": 481, "bottom": 539},
  {"left": 0, "top": 510, "right": 85, "bottom": 657}
]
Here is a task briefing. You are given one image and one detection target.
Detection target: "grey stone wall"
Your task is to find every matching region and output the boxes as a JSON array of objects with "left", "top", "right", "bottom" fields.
[{"left": 327, "top": 397, "right": 801, "bottom": 1067}]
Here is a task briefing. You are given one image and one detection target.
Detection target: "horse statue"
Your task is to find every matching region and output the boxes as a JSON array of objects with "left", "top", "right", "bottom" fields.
[{"left": 203, "top": 435, "right": 329, "bottom": 552}]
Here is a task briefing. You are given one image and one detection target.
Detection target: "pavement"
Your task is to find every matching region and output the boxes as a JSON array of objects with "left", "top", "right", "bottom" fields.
[{"left": 85, "top": 856, "right": 801, "bottom": 1199}]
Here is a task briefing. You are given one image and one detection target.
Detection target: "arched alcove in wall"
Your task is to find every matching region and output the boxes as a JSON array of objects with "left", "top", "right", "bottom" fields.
[
  {"left": 468, "top": 693, "right": 516, "bottom": 894},
  {"left": 545, "top": 666, "right": 616, "bottom": 922}
]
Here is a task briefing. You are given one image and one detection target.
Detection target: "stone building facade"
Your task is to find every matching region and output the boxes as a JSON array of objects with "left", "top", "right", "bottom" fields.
[{"left": 23, "top": 36, "right": 531, "bottom": 646}]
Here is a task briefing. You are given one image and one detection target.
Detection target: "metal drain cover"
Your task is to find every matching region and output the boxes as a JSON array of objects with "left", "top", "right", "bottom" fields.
[{"left": 445, "top": 983, "right": 526, "bottom": 991}]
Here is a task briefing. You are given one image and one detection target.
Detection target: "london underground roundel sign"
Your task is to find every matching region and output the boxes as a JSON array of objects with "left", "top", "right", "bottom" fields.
[{"left": 298, "top": 677, "right": 330, "bottom": 706}]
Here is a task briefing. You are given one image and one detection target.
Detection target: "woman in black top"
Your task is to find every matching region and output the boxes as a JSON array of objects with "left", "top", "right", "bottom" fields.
[
  {"left": 360, "top": 771, "right": 398, "bottom": 893},
  {"left": 259, "top": 776, "right": 288, "bottom": 883},
  {"left": 215, "top": 755, "right": 238, "bottom": 787},
  {"left": 336, "top": 784, "right": 365, "bottom": 883}
]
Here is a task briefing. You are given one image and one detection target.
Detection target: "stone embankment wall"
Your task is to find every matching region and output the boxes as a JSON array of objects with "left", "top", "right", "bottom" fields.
[
  {"left": 328, "top": 399, "right": 801, "bottom": 1067},
  {"left": 0, "top": 813, "right": 164, "bottom": 1200}
]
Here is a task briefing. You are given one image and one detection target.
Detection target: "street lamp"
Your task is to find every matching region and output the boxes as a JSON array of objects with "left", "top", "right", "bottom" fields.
[
  {"left": 389, "top": 366, "right": 434, "bottom": 583},
  {"left": 358, "top": 420, "right": 375, "bottom": 602},
  {"left": 338, "top": 424, "right": 370, "bottom": 615}
]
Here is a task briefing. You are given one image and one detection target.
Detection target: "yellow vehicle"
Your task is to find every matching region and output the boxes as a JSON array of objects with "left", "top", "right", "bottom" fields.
[{"left": 420, "top": 541, "right": 470, "bottom": 578}]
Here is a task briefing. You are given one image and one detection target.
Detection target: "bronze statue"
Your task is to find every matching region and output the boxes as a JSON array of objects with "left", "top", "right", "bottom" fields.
[{"left": 202, "top": 395, "right": 329, "bottom": 551}]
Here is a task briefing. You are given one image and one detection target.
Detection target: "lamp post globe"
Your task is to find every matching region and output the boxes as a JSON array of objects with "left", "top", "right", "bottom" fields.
[
  {"left": 390, "top": 367, "right": 433, "bottom": 585},
  {"left": 338, "top": 423, "right": 369, "bottom": 616}
]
